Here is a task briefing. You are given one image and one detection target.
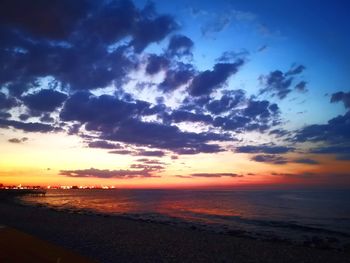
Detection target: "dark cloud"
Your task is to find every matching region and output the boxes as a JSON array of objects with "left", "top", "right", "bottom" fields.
[
  {"left": 60, "top": 91, "right": 153, "bottom": 128},
  {"left": 269, "top": 128, "right": 290, "bottom": 137},
  {"left": 158, "top": 67, "right": 194, "bottom": 92},
  {"left": 235, "top": 145, "right": 293, "bottom": 154},
  {"left": 331, "top": 91, "right": 350, "bottom": 109},
  {"left": 0, "top": 112, "right": 11, "bottom": 119},
  {"left": 257, "top": 45, "right": 268, "bottom": 52},
  {"left": 59, "top": 167, "right": 154, "bottom": 178},
  {"left": 178, "top": 91, "right": 280, "bottom": 134},
  {"left": 206, "top": 90, "right": 245, "bottom": 115},
  {"left": 0, "top": 0, "right": 178, "bottom": 95},
  {"left": 0, "top": 0, "right": 91, "bottom": 39},
  {"left": 167, "top": 34, "right": 194, "bottom": 57},
  {"left": 88, "top": 140, "right": 122, "bottom": 149},
  {"left": 40, "top": 113, "right": 55, "bottom": 123},
  {"left": 293, "top": 111, "right": 350, "bottom": 144},
  {"left": 310, "top": 145, "right": 350, "bottom": 155},
  {"left": 19, "top": 114, "right": 30, "bottom": 121},
  {"left": 131, "top": 15, "right": 178, "bottom": 53},
  {"left": 189, "top": 60, "right": 244, "bottom": 96},
  {"left": 136, "top": 150, "right": 166, "bottom": 157},
  {"left": 164, "top": 110, "right": 213, "bottom": 124},
  {"left": 109, "top": 150, "right": 135, "bottom": 155},
  {"left": 336, "top": 154, "right": 350, "bottom": 161},
  {"left": 271, "top": 172, "right": 316, "bottom": 179},
  {"left": 211, "top": 98, "right": 280, "bottom": 132},
  {"left": 190, "top": 173, "right": 241, "bottom": 178},
  {"left": 177, "top": 173, "right": 242, "bottom": 178},
  {"left": 216, "top": 50, "right": 249, "bottom": 62},
  {"left": 8, "top": 137, "right": 28, "bottom": 143},
  {"left": 286, "top": 65, "right": 306, "bottom": 76},
  {"left": 309, "top": 145, "right": 350, "bottom": 161},
  {"left": 174, "top": 143, "right": 223, "bottom": 155},
  {"left": 136, "top": 158, "right": 165, "bottom": 165},
  {"left": 244, "top": 100, "right": 279, "bottom": 119},
  {"left": 293, "top": 158, "right": 319, "bottom": 165},
  {"left": 145, "top": 54, "right": 169, "bottom": 75},
  {"left": 129, "top": 163, "right": 164, "bottom": 171},
  {"left": 22, "top": 89, "right": 67, "bottom": 112},
  {"left": 260, "top": 65, "right": 306, "bottom": 99},
  {"left": 294, "top": 81, "right": 307, "bottom": 92},
  {"left": 0, "top": 92, "right": 17, "bottom": 110},
  {"left": 102, "top": 118, "right": 230, "bottom": 154},
  {"left": 251, "top": 154, "right": 288, "bottom": 164},
  {"left": 0, "top": 118, "right": 57, "bottom": 133}
]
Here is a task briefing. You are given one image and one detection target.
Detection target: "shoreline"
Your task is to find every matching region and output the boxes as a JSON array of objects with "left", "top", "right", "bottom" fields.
[
  {"left": 1, "top": 199, "right": 349, "bottom": 263},
  {"left": 19, "top": 196, "right": 350, "bottom": 251}
]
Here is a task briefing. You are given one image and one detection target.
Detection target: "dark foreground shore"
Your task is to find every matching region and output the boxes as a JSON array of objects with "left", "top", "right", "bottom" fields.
[{"left": 0, "top": 201, "right": 349, "bottom": 263}]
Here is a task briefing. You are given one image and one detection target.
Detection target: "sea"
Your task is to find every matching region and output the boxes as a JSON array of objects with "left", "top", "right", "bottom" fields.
[{"left": 20, "top": 188, "right": 350, "bottom": 249}]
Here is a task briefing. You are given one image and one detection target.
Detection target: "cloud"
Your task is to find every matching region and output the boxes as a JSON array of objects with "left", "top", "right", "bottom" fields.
[
  {"left": 40, "top": 113, "right": 55, "bottom": 123},
  {"left": 216, "top": 50, "right": 250, "bottom": 63},
  {"left": 177, "top": 173, "right": 242, "bottom": 178},
  {"left": 164, "top": 110, "right": 213, "bottom": 124},
  {"left": 22, "top": 89, "right": 68, "bottom": 112},
  {"left": 136, "top": 158, "right": 165, "bottom": 165},
  {"left": 59, "top": 91, "right": 153, "bottom": 127},
  {"left": 0, "top": 118, "right": 57, "bottom": 133},
  {"left": 109, "top": 150, "right": 135, "bottom": 155},
  {"left": 206, "top": 90, "right": 245, "bottom": 115},
  {"left": 293, "top": 158, "right": 319, "bottom": 165},
  {"left": 293, "top": 111, "right": 350, "bottom": 144},
  {"left": 0, "top": 0, "right": 178, "bottom": 94},
  {"left": 269, "top": 128, "right": 290, "bottom": 137},
  {"left": 130, "top": 14, "right": 178, "bottom": 53},
  {"left": 0, "top": 92, "right": 17, "bottom": 110},
  {"left": 189, "top": 60, "right": 244, "bottom": 96},
  {"left": 88, "top": 140, "right": 122, "bottom": 149},
  {"left": 0, "top": 0, "right": 92, "bottom": 39},
  {"left": 8, "top": 137, "right": 28, "bottom": 143},
  {"left": 251, "top": 154, "right": 288, "bottom": 164},
  {"left": 235, "top": 145, "right": 293, "bottom": 154},
  {"left": 260, "top": 65, "right": 306, "bottom": 99},
  {"left": 309, "top": 145, "right": 350, "bottom": 161},
  {"left": 102, "top": 118, "right": 230, "bottom": 154},
  {"left": 294, "top": 81, "right": 308, "bottom": 92},
  {"left": 286, "top": 65, "right": 306, "bottom": 76},
  {"left": 331, "top": 91, "right": 350, "bottom": 109},
  {"left": 129, "top": 164, "right": 164, "bottom": 171},
  {"left": 257, "top": 45, "right": 268, "bottom": 52},
  {"left": 145, "top": 54, "right": 169, "bottom": 75},
  {"left": 167, "top": 35, "right": 194, "bottom": 57},
  {"left": 190, "top": 173, "right": 241, "bottom": 178},
  {"left": 59, "top": 167, "right": 154, "bottom": 178},
  {"left": 0, "top": 112, "right": 11, "bottom": 119},
  {"left": 200, "top": 9, "right": 257, "bottom": 37},
  {"left": 135, "top": 150, "right": 166, "bottom": 157},
  {"left": 158, "top": 66, "right": 194, "bottom": 92}
]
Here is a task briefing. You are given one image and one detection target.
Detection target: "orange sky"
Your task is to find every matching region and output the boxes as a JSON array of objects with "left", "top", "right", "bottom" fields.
[{"left": 1, "top": 130, "right": 349, "bottom": 188}]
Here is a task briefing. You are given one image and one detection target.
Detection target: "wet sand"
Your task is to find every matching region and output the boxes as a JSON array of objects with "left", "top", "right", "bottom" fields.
[{"left": 0, "top": 201, "right": 349, "bottom": 263}]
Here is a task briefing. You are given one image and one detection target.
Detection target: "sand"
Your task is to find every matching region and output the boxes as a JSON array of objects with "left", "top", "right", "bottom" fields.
[
  {"left": 0, "top": 201, "right": 349, "bottom": 263},
  {"left": 0, "top": 226, "right": 95, "bottom": 263}
]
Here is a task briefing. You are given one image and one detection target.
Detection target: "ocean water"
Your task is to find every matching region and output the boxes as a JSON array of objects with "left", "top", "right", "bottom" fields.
[{"left": 21, "top": 189, "right": 350, "bottom": 248}]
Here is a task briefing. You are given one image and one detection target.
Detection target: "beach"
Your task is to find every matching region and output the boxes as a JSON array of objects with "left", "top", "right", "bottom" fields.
[{"left": 0, "top": 200, "right": 349, "bottom": 263}]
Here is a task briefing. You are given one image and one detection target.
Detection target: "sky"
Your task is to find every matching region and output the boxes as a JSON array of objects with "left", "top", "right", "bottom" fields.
[{"left": 0, "top": 0, "right": 349, "bottom": 188}]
